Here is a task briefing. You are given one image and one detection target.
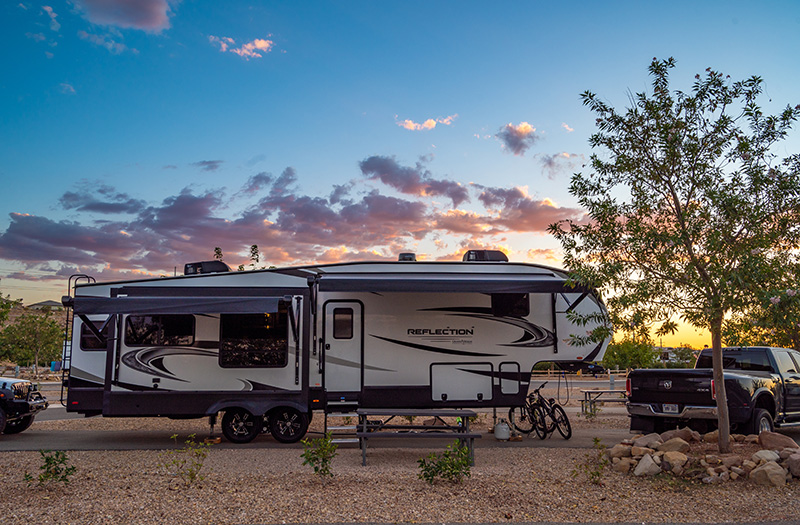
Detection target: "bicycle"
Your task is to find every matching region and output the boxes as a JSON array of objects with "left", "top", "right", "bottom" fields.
[{"left": 508, "top": 381, "right": 572, "bottom": 440}]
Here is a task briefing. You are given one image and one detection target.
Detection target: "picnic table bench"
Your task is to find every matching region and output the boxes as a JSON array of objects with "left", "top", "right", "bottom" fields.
[
  {"left": 580, "top": 389, "right": 627, "bottom": 415},
  {"left": 356, "top": 408, "right": 482, "bottom": 466}
]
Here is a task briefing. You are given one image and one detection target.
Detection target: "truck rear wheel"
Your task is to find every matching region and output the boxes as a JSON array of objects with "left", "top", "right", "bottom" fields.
[
  {"left": 750, "top": 408, "right": 773, "bottom": 435},
  {"left": 2, "top": 415, "right": 34, "bottom": 434}
]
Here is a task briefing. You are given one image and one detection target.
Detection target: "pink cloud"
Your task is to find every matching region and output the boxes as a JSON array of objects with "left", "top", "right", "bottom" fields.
[
  {"left": 209, "top": 36, "right": 274, "bottom": 59},
  {"left": 396, "top": 114, "right": 458, "bottom": 131},
  {"left": 496, "top": 121, "right": 538, "bottom": 156},
  {"left": 78, "top": 30, "right": 131, "bottom": 54},
  {"left": 42, "top": 5, "right": 60, "bottom": 31},
  {"left": 75, "top": 0, "right": 172, "bottom": 32}
]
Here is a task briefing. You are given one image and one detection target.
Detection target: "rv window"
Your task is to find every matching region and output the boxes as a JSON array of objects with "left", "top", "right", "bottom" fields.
[
  {"left": 219, "top": 305, "right": 288, "bottom": 368},
  {"left": 491, "top": 293, "right": 530, "bottom": 318},
  {"left": 80, "top": 321, "right": 109, "bottom": 351},
  {"left": 125, "top": 315, "right": 195, "bottom": 347},
  {"left": 333, "top": 308, "right": 354, "bottom": 339}
]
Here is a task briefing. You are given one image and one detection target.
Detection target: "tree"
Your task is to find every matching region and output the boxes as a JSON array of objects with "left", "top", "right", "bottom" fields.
[
  {"left": 602, "top": 339, "right": 660, "bottom": 370},
  {"left": 213, "top": 247, "right": 224, "bottom": 261},
  {"left": 0, "top": 294, "right": 18, "bottom": 327},
  {"left": 1, "top": 308, "right": 64, "bottom": 376},
  {"left": 724, "top": 283, "right": 800, "bottom": 350},
  {"left": 549, "top": 58, "right": 800, "bottom": 453}
]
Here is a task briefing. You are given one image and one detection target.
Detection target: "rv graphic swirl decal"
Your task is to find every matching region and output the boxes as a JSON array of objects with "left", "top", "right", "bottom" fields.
[
  {"left": 121, "top": 347, "right": 218, "bottom": 381},
  {"left": 421, "top": 307, "right": 555, "bottom": 348}
]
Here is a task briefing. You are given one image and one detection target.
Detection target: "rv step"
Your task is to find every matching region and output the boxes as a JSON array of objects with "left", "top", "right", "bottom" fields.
[
  {"left": 331, "top": 438, "right": 360, "bottom": 444},
  {"left": 327, "top": 425, "right": 357, "bottom": 431}
]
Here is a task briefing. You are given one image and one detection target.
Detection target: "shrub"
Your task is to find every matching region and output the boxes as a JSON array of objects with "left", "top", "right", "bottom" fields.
[
  {"left": 159, "top": 433, "right": 213, "bottom": 487},
  {"left": 24, "top": 450, "right": 76, "bottom": 487},
  {"left": 301, "top": 432, "right": 338, "bottom": 478},
  {"left": 571, "top": 437, "right": 609, "bottom": 485},
  {"left": 417, "top": 441, "right": 471, "bottom": 484}
]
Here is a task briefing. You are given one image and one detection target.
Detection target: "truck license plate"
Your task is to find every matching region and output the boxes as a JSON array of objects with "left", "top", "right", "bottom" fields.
[{"left": 662, "top": 403, "right": 679, "bottom": 414}]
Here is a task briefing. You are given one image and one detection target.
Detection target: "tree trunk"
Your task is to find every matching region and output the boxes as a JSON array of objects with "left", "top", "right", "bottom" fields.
[{"left": 710, "top": 315, "right": 731, "bottom": 453}]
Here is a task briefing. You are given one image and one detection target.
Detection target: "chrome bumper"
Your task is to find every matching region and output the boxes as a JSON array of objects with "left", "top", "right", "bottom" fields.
[{"left": 627, "top": 402, "right": 717, "bottom": 419}]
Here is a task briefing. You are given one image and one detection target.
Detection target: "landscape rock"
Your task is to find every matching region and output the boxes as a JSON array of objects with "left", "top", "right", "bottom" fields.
[
  {"left": 721, "top": 455, "right": 742, "bottom": 468},
  {"left": 758, "top": 431, "right": 799, "bottom": 451},
  {"left": 780, "top": 447, "right": 797, "bottom": 460},
  {"left": 630, "top": 446, "right": 654, "bottom": 457},
  {"left": 612, "top": 457, "right": 635, "bottom": 473},
  {"left": 731, "top": 466, "right": 746, "bottom": 477},
  {"left": 749, "top": 461, "right": 786, "bottom": 487},
  {"left": 752, "top": 450, "right": 781, "bottom": 464},
  {"left": 663, "top": 451, "right": 688, "bottom": 469},
  {"left": 633, "top": 454, "right": 662, "bottom": 477},
  {"left": 703, "top": 430, "right": 719, "bottom": 443},
  {"left": 702, "top": 474, "right": 720, "bottom": 484},
  {"left": 786, "top": 453, "right": 800, "bottom": 477},
  {"left": 607, "top": 444, "right": 632, "bottom": 458},
  {"left": 660, "top": 427, "right": 701, "bottom": 443},
  {"left": 731, "top": 434, "right": 746, "bottom": 442},
  {"left": 743, "top": 460, "right": 757, "bottom": 473},
  {"left": 657, "top": 437, "right": 690, "bottom": 453},
  {"left": 633, "top": 433, "right": 663, "bottom": 449},
  {"left": 745, "top": 434, "right": 760, "bottom": 444}
]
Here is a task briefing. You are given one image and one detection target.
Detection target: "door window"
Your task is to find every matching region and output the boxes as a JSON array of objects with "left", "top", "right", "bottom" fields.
[{"left": 332, "top": 308, "right": 353, "bottom": 339}]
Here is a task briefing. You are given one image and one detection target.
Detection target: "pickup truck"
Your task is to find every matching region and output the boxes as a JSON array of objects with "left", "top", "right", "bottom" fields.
[
  {"left": 0, "top": 378, "right": 49, "bottom": 435},
  {"left": 627, "top": 346, "right": 800, "bottom": 435}
]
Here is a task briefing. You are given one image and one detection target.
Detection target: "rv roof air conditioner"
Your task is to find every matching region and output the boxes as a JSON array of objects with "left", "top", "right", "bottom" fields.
[
  {"left": 184, "top": 261, "right": 231, "bottom": 275},
  {"left": 462, "top": 250, "right": 508, "bottom": 262},
  {"left": 398, "top": 252, "right": 416, "bottom": 262}
]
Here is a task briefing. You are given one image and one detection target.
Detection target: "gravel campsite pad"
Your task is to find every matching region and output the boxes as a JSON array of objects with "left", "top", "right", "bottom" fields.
[{"left": 4, "top": 392, "right": 800, "bottom": 524}]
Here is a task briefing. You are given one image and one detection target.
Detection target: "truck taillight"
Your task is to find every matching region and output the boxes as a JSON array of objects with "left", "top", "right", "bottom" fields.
[
  {"left": 711, "top": 379, "right": 716, "bottom": 400},
  {"left": 626, "top": 377, "right": 631, "bottom": 397}
]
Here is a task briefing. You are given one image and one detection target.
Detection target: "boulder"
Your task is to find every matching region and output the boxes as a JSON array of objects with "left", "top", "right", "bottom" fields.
[
  {"left": 780, "top": 448, "right": 796, "bottom": 460},
  {"left": 633, "top": 433, "right": 663, "bottom": 449},
  {"left": 612, "top": 457, "right": 635, "bottom": 473},
  {"left": 607, "top": 444, "right": 632, "bottom": 458},
  {"left": 731, "top": 433, "right": 746, "bottom": 442},
  {"left": 745, "top": 434, "right": 760, "bottom": 444},
  {"left": 633, "top": 454, "right": 662, "bottom": 477},
  {"left": 749, "top": 461, "right": 786, "bottom": 487},
  {"left": 786, "top": 453, "right": 800, "bottom": 477},
  {"left": 663, "top": 451, "right": 688, "bottom": 469},
  {"left": 731, "top": 466, "right": 746, "bottom": 477},
  {"left": 743, "top": 460, "right": 757, "bottom": 474},
  {"left": 758, "top": 431, "right": 799, "bottom": 451},
  {"left": 753, "top": 450, "right": 781, "bottom": 464},
  {"left": 703, "top": 430, "right": 719, "bottom": 443},
  {"left": 660, "top": 427, "right": 701, "bottom": 443},
  {"left": 721, "top": 455, "right": 743, "bottom": 468},
  {"left": 657, "top": 437, "right": 690, "bottom": 453},
  {"left": 631, "top": 446, "right": 655, "bottom": 457}
]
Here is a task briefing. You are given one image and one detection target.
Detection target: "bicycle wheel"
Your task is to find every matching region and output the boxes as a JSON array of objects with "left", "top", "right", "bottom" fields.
[
  {"left": 532, "top": 405, "right": 548, "bottom": 439},
  {"left": 552, "top": 404, "right": 572, "bottom": 440},
  {"left": 508, "top": 405, "right": 534, "bottom": 434}
]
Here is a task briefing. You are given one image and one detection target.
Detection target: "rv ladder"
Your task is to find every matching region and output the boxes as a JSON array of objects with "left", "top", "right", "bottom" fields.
[{"left": 60, "top": 274, "right": 95, "bottom": 406}]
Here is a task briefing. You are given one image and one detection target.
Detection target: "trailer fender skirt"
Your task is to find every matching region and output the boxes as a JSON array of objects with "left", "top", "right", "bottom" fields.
[{"left": 205, "top": 400, "right": 306, "bottom": 418}]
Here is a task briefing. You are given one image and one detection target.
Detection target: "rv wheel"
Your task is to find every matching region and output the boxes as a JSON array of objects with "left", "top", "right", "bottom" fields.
[
  {"left": 269, "top": 407, "right": 309, "bottom": 443},
  {"left": 221, "top": 408, "right": 261, "bottom": 444}
]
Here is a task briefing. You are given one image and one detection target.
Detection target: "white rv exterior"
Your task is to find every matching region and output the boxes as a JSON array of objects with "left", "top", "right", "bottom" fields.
[{"left": 62, "top": 259, "right": 609, "bottom": 443}]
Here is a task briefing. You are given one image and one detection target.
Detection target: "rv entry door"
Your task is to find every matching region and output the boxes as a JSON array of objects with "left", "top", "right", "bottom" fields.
[{"left": 323, "top": 302, "right": 362, "bottom": 393}]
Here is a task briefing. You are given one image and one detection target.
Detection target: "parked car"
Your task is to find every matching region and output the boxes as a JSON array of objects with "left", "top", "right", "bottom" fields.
[
  {"left": 626, "top": 346, "right": 800, "bottom": 434},
  {"left": 0, "top": 378, "right": 49, "bottom": 434}
]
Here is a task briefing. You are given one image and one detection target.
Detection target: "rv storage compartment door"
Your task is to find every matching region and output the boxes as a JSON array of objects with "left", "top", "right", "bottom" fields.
[
  {"left": 431, "top": 363, "right": 492, "bottom": 402},
  {"left": 499, "top": 362, "right": 520, "bottom": 395}
]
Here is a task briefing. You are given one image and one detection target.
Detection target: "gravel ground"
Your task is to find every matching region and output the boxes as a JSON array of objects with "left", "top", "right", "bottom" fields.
[{"left": 5, "top": 387, "right": 798, "bottom": 524}]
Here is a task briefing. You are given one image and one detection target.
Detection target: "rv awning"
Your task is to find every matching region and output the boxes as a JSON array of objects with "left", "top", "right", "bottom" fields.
[
  {"left": 315, "top": 274, "right": 590, "bottom": 294},
  {"left": 71, "top": 296, "right": 282, "bottom": 315}
]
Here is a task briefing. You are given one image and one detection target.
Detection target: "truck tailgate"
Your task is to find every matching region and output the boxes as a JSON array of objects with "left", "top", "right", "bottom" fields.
[{"left": 628, "top": 369, "right": 714, "bottom": 406}]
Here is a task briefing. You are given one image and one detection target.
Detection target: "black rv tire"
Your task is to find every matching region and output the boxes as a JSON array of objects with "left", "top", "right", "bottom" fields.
[
  {"left": 509, "top": 406, "right": 533, "bottom": 434},
  {"left": 0, "top": 407, "right": 7, "bottom": 434},
  {"left": 2, "top": 415, "right": 34, "bottom": 434},
  {"left": 552, "top": 405, "right": 572, "bottom": 440},
  {"left": 269, "top": 407, "right": 309, "bottom": 443},
  {"left": 750, "top": 408, "right": 774, "bottom": 435},
  {"left": 221, "top": 408, "right": 261, "bottom": 444}
]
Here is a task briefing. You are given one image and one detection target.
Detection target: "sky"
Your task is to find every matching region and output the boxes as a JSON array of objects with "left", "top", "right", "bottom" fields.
[{"left": 2, "top": 1, "right": 800, "bottom": 349}]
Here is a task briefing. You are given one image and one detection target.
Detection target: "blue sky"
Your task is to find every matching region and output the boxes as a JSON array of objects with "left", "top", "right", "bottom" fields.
[{"left": 2, "top": 1, "right": 800, "bottom": 345}]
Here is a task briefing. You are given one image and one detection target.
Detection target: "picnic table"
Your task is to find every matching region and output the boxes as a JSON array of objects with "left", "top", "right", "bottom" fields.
[
  {"left": 580, "top": 389, "right": 627, "bottom": 415},
  {"left": 356, "top": 408, "right": 482, "bottom": 466}
]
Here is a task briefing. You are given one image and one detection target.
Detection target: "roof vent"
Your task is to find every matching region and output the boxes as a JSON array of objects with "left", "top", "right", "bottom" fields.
[
  {"left": 184, "top": 261, "right": 231, "bottom": 275},
  {"left": 398, "top": 252, "right": 417, "bottom": 262},
  {"left": 462, "top": 250, "right": 508, "bottom": 262}
]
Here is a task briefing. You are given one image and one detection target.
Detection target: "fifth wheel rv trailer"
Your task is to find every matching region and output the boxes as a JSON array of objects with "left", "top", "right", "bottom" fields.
[{"left": 60, "top": 253, "right": 610, "bottom": 444}]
